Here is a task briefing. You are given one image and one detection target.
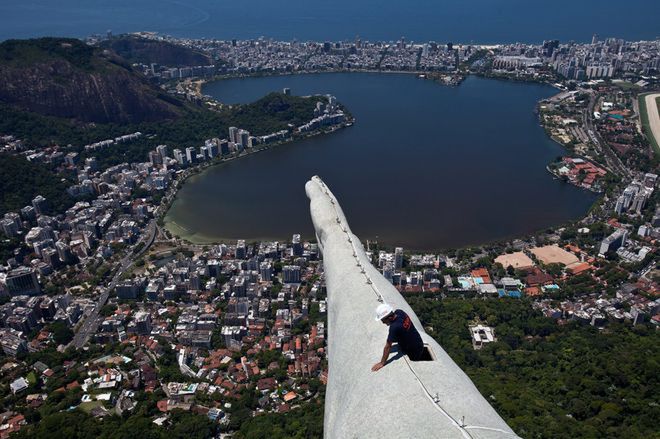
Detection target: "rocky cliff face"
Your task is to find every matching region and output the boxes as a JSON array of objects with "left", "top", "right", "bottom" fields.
[{"left": 0, "top": 38, "right": 183, "bottom": 124}]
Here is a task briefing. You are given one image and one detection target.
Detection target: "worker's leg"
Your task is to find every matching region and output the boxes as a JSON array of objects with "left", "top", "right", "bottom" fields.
[{"left": 408, "top": 346, "right": 425, "bottom": 361}]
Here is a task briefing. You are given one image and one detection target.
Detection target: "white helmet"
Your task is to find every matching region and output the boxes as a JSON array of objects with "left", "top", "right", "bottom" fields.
[{"left": 375, "top": 303, "right": 394, "bottom": 321}]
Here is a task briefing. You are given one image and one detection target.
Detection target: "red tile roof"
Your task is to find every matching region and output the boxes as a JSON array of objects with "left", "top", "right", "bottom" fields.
[
  {"left": 568, "top": 263, "right": 593, "bottom": 275},
  {"left": 471, "top": 268, "right": 492, "bottom": 284},
  {"left": 65, "top": 381, "right": 80, "bottom": 390},
  {"left": 524, "top": 287, "right": 542, "bottom": 297},
  {"left": 157, "top": 400, "right": 168, "bottom": 412}
]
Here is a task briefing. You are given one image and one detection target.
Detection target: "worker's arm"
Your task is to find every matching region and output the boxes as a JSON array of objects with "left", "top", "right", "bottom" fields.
[{"left": 371, "top": 341, "right": 393, "bottom": 372}]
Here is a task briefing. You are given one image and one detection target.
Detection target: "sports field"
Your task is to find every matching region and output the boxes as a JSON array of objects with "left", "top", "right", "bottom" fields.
[
  {"left": 494, "top": 251, "right": 535, "bottom": 269},
  {"left": 530, "top": 245, "right": 580, "bottom": 267}
]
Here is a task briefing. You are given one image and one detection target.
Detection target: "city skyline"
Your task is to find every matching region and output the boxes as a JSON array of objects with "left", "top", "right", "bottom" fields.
[{"left": 0, "top": 17, "right": 657, "bottom": 439}]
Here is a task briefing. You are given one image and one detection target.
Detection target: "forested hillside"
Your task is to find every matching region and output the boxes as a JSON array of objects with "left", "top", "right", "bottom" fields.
[
  {"left": 409, "top": 297, "right": 659, "bottom": 438},
  {"left": 0, "top": 38, "right": 183, "bottom": 123},
  {"left": 0, "top": 154, "right": 74, "bottom": 216},
  {"left": 101, "top": 35, "right": 212, "bottom": 67}
]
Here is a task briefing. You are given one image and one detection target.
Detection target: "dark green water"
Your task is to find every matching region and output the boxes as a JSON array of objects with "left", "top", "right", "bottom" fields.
[{"left": 165, "top": 73, "right": 596, "bottom": 250}]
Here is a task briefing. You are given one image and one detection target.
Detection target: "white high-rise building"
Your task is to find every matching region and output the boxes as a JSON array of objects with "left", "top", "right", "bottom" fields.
[
  {"left": 259, "top": 262, "right": 273, "bottom": 281},
  {"left": 32, "top": 195, "right": 48, "bottom": 215},
  {"left": 292, "top": 234, "right": 303, "bottom": 257},
  {"left": 156, "top": 144, "right": 168, "bottom": 160},
  {"left": 394, "top": 247, "right": 404, "bottom": 270},
  {"left": 599, "top": 229, "right": 628, "bottom": 256},
  {"left": 228, "top": 127, "right": 239, "bottom": 143},
  {"left": 235, "top": 240, "right": 247, "bottom": 259},
  {"left": 621, "top": 186, "right": 638, "bottom": 209},
  {"left": 237, "top": 129, "right": 250, "bottom": 148},
  {"left": 631, "top": 193, "right": 647, "bottom": 214},
  {"left": 614, "top": 196, "right": 625, "bottom": 215},
  {"left": 173, "top": 149, "right": 186, "bottom": 165},
  {"left": 185, "top": 147, "right": 196, "bottom": 164}
]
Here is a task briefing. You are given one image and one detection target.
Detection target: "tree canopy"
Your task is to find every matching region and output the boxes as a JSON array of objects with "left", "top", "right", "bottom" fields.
[
  {"left": 408, "top": 297, "right": 659, "bottom": 438},
  {"left": 0, "top": 154, "right": 74, "bottom": 216}
]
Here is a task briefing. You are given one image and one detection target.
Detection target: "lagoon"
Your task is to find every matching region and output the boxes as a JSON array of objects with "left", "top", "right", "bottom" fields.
[{"left": 165, "top": 73, "right": 596, "bottom": 250}]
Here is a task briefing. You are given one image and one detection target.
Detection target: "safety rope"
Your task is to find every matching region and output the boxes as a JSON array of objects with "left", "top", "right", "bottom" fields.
[
  {"left": 315, "top": 177, "right": 385, "bottom": 303},
  {"left": 316, "top": 177, "right": 473, "bottom": 438},
  {"left": 314, "top": 177, "right": 519, "bottom": 439},
  {"left": 403, "top": 356, "right": 475, "bottom": 439}
]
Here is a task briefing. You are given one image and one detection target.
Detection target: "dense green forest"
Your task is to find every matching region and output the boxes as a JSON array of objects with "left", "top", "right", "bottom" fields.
[
  {"left": 88, "top": 92, "right": 322, "bottom": 169},
  {"left": 100, "top": 35, "right": 212, "bottom": 67},
  {"left": 234, "top": 402, "right": 324, "bottom": 439},
  {"left": 0, "top": 154, "right": 75, "bottom": 216},
  {"left": 11, "top": 408, "right": 215, "bottom": 439},
  {"left": 0, "top": 37, "right": 96, "bottom": 69},
  {"left": 0, "top": 232, "right": 22, "bottom": 264},
  {"left": 408, "top": 297, "right": 659, "bottom": 438},
  {"left": 0, "top": 103, "right": 128, "bottom": 147},
  {"left": 1, "top": 92, "right": 320, "bottom": 151}
]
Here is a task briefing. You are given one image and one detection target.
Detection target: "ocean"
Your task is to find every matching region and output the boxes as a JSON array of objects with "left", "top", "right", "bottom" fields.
[{"left": 1, "top": 0, "right": 658, "bottom": 43}]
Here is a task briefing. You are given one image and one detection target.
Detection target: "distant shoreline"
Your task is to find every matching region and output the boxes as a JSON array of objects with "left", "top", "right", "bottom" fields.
[
  {"left": 162, "top": 107, "right": 354, "bottom": 243},
  {"left": 163, "top": 74, "right": 598, "bottom": 251},
  {"left": 191, "top": 69, "right": 469, "bottom": 104}
]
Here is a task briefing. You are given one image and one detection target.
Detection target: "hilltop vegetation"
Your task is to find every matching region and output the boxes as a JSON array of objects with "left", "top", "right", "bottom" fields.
[
  {"left": 101, "top": 35, "right": 212, "bottom": 67},
  {"left": 408, "top": 297, "right": 659, "bottom": 439},
  {"left": 0, "top": 38, "right": 97, "bottom": 69},
  {"left": 0, "top": 91, "right": 321, "bottom": 171},
  {"left": 234, "top": 402, "right": 324, "bottom": 438},
  {"left": 11, "top": 407, "right": 215, "bottom": 439},
  {"left": 0, "top": 38, "right": 183, "bottom": 123},
  {"left": 0, "top": 154, "right": 75, "bottom": 216}
]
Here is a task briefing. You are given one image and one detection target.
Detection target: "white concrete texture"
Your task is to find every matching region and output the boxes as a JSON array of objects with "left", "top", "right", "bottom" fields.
[{"left": 306, "top": 176, "right": 520, "bottom": 439}]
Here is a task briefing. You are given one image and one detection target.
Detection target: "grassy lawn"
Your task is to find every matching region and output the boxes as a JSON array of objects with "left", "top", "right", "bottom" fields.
[
  {"left": 78, "top": 400, "right": 104, "bottom": 413},
  {"left": 613, "top": 80, "right": 641, "bottom": 91},
  {"left": 26, "top": 371, "right": 37, "bottom": 384},
  {"left": 638, "top": 93, "right": 660, "bottom": 157}
]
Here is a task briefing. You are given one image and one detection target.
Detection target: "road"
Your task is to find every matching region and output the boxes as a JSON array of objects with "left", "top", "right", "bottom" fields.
[
  {"left": 583, "top": 92, "right": 632, "bottom": 179},
  {"left": 69, "top": 220, "right": 157, "bottom": 348},
  {"left": 638, "top": 259, "right": 657, "bottom": 279},
  {"left": 643, "top": 93, "right": 660, "bottom": 150},
  {"left": 69, "top": 143, "right": 320, "bottom": 349}
]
